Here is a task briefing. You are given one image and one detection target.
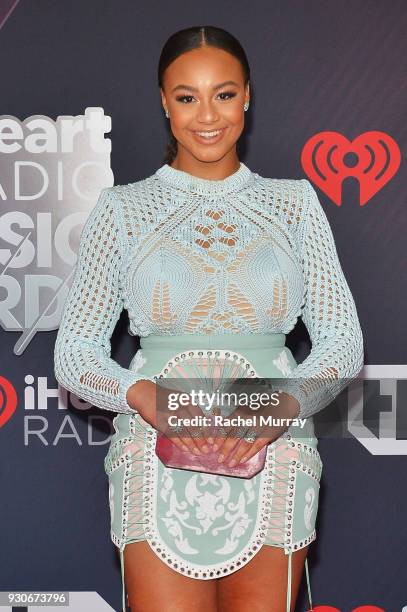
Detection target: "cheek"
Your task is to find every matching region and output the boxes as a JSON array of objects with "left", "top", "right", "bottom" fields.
[
  {"left": 169, "top": 109, "right": 193, "bottom": 132},
  {"left": 222, "top": 101, "right": 244, "bottom": 122},
  {"left": 226, "top": 108, "right": 244, "bottom": 124},
  {"left": 226, "top": 115, "right": 245, "bottom": 139}
]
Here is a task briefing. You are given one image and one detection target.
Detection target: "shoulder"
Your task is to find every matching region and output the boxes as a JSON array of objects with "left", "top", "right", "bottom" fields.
[
  {"left": 255, "top": 174, "right": 310, "bottom": 197},
  {"left": 107, "top": 172, "right": 158, "bottom": 200},
  {"left": 252, "top": 174, "right": 313, "bottom": 226},
  {"left": 101, "top": 174, "right": 162, "bottom": 234},
  {"left": 253, "top": 173, "right": 311, "bottom": 204}
]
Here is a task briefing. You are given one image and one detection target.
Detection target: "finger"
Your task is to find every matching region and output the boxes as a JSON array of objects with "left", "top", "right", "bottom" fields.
[
  {"left": 225, "top": 437, "right": 263, "bottom": 467},
  {"left": 189, "top": 427, "right": 211, "bottom": 454},
  {"left": 225, "top": 427, "right": 270, "bottom": 467},
  {"left": 212, "top": 414, "right": 247, "bottom": 450},
  {"left": 180, "top": 430, "right": 203, "bottom": 454},
  {"left": 172, "top": 411, "right": 204, "bottom": 454},
  {"left": 158, "top": 425, "right": 191, "bottom": 453},
  {"left": 214, "top": 423, "right": 247, "bottom": 454},
  {"left": 178, "top": 397, "right": 211, "bottom": 452},
  {"left": 212, "top": 425, "right": 233, "bottom": 453},
  {"left": 237, "top": 438, "right": 270, "bottom": 464},
  {"left": 169, "top": 430, "right": 208, "bottom": 455},
  {"left": 215, "top": 428, "right": 242, "bottom": 464},
  {"left": 186, "top": 402, "right": 213, "bottom": 452},
  {"left": 193, "top": 434, "right": 212, "bottom": 454},
  {"left": 170, "top": 436, "right": 190, "bottom": 453},
  {"left": 166, "top": 422, "right": 201, "bottom": 455},
  {"left": 238, "top": 424, "right": 273, "bottom": 460},
  {"left": 156, "top": 388, "right": 200, "bottom": 454}
]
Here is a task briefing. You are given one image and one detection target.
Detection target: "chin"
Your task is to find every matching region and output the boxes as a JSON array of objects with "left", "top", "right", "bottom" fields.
[{"left": 191, "top": 147, "right": 232, "bottom": 163}]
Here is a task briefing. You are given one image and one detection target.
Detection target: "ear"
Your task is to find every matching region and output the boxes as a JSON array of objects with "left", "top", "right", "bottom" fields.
[
  {"left": 245, "top": 81, "right": 251, "bottom": 105},
  {"left": 160, "top": 87, "right": 167, "bottom": 110}
]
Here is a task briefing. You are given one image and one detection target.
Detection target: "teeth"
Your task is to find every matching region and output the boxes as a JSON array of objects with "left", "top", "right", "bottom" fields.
[{"left": 195, "top": 129, "right": 223, "bottom": 138}]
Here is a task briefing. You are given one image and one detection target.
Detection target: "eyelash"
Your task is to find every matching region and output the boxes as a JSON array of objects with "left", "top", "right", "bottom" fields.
[{"left": 175, "top": 91, "right": 237, "bottom": 104}]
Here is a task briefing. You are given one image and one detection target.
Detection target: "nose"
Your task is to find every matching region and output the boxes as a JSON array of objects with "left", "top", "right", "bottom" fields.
[{"left": 195, "top": 99, "right": 220, "bottom": 124}]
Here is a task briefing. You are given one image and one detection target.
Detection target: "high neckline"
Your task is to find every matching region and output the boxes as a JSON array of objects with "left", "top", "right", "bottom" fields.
[{"left": 154, "top": 161, "right": 254, "bottom": 195}]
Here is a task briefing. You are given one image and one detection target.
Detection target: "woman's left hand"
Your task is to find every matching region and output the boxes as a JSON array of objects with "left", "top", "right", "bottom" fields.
[{"left": 212, "top": 392, "right": 300, "bottom": 467}]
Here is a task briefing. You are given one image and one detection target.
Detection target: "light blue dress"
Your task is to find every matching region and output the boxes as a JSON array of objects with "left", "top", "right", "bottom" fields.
[{"left": 54, "top": 162, "right": 364, "bottom": 611}]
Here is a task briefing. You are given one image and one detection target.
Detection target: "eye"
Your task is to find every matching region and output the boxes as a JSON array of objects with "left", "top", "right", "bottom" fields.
[
  {"left": 175, "top": 95, "right": 195, "bottom": 103},
  {"left": 217, "top": 91, "right": 237, "bottom": 100}
]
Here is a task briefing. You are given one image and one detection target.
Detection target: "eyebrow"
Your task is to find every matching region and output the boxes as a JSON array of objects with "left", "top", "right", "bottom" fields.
[{"left": 171, "top": 80, "right": 239, "bottom": 93}]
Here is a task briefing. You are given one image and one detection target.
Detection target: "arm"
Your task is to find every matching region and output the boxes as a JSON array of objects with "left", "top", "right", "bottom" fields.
[
  {"left": 281, "top": 179, "right": 364, "bottom": 420},
  {"left": 53, "top": 187, "right": 155, "bottom": 414}
]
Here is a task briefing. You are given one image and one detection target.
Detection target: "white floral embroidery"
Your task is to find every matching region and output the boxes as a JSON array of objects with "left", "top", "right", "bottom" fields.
[
  {"left": 108, "top": 482, "right": 115, "bottom": 524},
  {"left": 185, "top": 474, "right": 230, "bottom": 533},
  {"left": 273, "top": 350, "right": 293, "bottom": 376},
  {"left": 131, "top": 350, "right": 147, "bottom": 372},
  {"left": 304, "top": 486, "right": 316, "bottom": 530},
  {"left": 159, "top": 469, "right": 255, "bottom": 557}
]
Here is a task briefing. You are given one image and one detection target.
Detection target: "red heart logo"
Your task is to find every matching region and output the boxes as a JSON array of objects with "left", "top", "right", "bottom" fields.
[
  {"left": 0, "top": 376, "right": 17, "bottom": 428},
  {"left": 301, "top": 131, "right": 401, "bottom": 206},
  {"left": 0, "top": 0, "right": 21, "bottom": 31},
  {"left": 308, "top": 607, "right": 341, "bottom": 611},
  {"left": 351, "top": 607, "right": 385, "bottom": 612}
]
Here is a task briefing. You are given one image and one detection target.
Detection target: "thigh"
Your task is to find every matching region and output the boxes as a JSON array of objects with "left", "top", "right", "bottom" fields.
[
  {"left": 216, "top": 543, "right": 309, "bottom": 612},
  {"left": 123, "top": 541, "right": 217, "bottom": 612}
]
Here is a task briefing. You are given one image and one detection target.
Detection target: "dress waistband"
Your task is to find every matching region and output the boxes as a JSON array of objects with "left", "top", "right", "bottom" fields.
[{"left": 140, "top": 332, "right": 286, "bottom": 350}]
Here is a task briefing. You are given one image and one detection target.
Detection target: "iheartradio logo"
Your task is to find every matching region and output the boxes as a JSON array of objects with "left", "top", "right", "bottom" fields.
[
  {"left": 301, "top": 131, "right": 401, "bottom": 206},
  {"left": 0, "top": 376, "right": 17, "bottom": 428}
]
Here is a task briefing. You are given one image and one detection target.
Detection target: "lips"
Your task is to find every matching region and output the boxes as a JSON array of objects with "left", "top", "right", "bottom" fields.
[
  {"left": 191, "top": 127, "right": 228, "bottom": 145},
  {"left": 194, "top": 129, "right": 224, "bottom": 136}
]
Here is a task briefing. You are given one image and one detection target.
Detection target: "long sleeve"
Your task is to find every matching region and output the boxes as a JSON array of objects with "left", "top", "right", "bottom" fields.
[
  {"left": 281, "top": 179, "right": 364, "bottom": 420},
  {"left": 53, "top": 187, "right": 155, "bottom": 414}
]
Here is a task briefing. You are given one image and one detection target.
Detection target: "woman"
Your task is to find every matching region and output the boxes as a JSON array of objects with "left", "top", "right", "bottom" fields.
[{"left": 54, "top": 25, "right": 364, "bottom": 612}]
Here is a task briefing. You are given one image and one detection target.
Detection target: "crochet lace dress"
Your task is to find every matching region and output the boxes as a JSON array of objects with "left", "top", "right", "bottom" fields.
[{"left": 54, "top": 162, "right": 364, "bottom": 611}]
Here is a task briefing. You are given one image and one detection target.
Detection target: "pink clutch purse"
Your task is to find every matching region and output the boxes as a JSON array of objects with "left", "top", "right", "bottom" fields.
[
  {"left": 153, "top": 349, "right": 268, "bottom": 479},
  {"left": 155, "top": 433, "right": 267, "bottom": 478}
]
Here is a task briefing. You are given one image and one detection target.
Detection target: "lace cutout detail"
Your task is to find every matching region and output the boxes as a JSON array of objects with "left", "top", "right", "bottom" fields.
[
  {"left": 54, "top": 188, "right": 155, "bottom": 414},
  {"left": 54, "top": 167, "right": 363, "bottom": 419},
  {"left": 280, "top": 180, "right": 364, "bottom": 418}
]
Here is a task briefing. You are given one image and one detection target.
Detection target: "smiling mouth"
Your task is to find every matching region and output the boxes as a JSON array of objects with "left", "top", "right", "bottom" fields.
[{"left": 191, "top": 127, "right": 228, "bottom": 142}]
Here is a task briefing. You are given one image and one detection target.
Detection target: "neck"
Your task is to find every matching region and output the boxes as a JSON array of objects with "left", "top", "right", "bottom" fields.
[{"left": 170, "top": 152, "right": 241, "bottom": 181}]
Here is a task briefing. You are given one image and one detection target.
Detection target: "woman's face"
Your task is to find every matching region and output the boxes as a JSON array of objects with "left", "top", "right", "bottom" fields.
[{"left": 160, "top": 46, "right": 250, "bottom": 165}]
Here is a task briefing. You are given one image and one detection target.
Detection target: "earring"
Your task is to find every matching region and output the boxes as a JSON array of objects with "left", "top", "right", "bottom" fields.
[
  {"left": 244, "top": 101, "right": 250, "bottom": 112},
  {"left": 165, "top": 109, "right": 170, "bottom": 118}
]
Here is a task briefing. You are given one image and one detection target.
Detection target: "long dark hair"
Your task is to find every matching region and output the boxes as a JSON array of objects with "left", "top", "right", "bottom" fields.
[{"left": 157, "top": 26, "right": 251, "bottom": 165}]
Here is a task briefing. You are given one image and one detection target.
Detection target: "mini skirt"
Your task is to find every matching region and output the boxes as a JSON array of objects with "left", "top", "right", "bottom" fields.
[{"left": 103, "top": 333, "right": 323, "bottom": 612}]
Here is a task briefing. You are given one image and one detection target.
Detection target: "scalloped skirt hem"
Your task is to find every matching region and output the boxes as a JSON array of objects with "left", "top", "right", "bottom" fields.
[{"left": 115, "top": 538, "right": 314, "bottom": 612}]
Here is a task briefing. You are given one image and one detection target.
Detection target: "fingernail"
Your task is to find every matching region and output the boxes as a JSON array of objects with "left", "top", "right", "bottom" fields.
[
  {"left": 201, "top": 445, "right": 210, "bottom": 454},
  {"left": 212, "top": 443, "right": 219, "bottom": 452},
  {"left": 217, "top": 454, "right": 225, "bottom": 464},
  {"left": 208, "top": 437, "right": 214, "bottom": 445},
  {"left": 239, "top": 456, "right": 248, "bottom": 463},
  {"left": 228, "top": 459, "right": 237, "bottom": 467}
]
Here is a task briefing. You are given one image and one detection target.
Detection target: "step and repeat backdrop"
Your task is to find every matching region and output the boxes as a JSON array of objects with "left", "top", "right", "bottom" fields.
[{"left": 0, "top": 1, "right": 405, "bottom": 611}]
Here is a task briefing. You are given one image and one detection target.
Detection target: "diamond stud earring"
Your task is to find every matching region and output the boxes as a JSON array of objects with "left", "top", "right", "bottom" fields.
[
  {"left": 244, "top": 101, "right": 250, "bottom": 112},
  {"left": 165, "top": 109, "right": 169, "bottom": 118}
]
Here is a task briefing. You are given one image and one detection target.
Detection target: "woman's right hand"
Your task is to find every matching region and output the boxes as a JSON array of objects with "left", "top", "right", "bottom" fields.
[{"left": 126, "top": 379, "right": 211, "bottom": 456}]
